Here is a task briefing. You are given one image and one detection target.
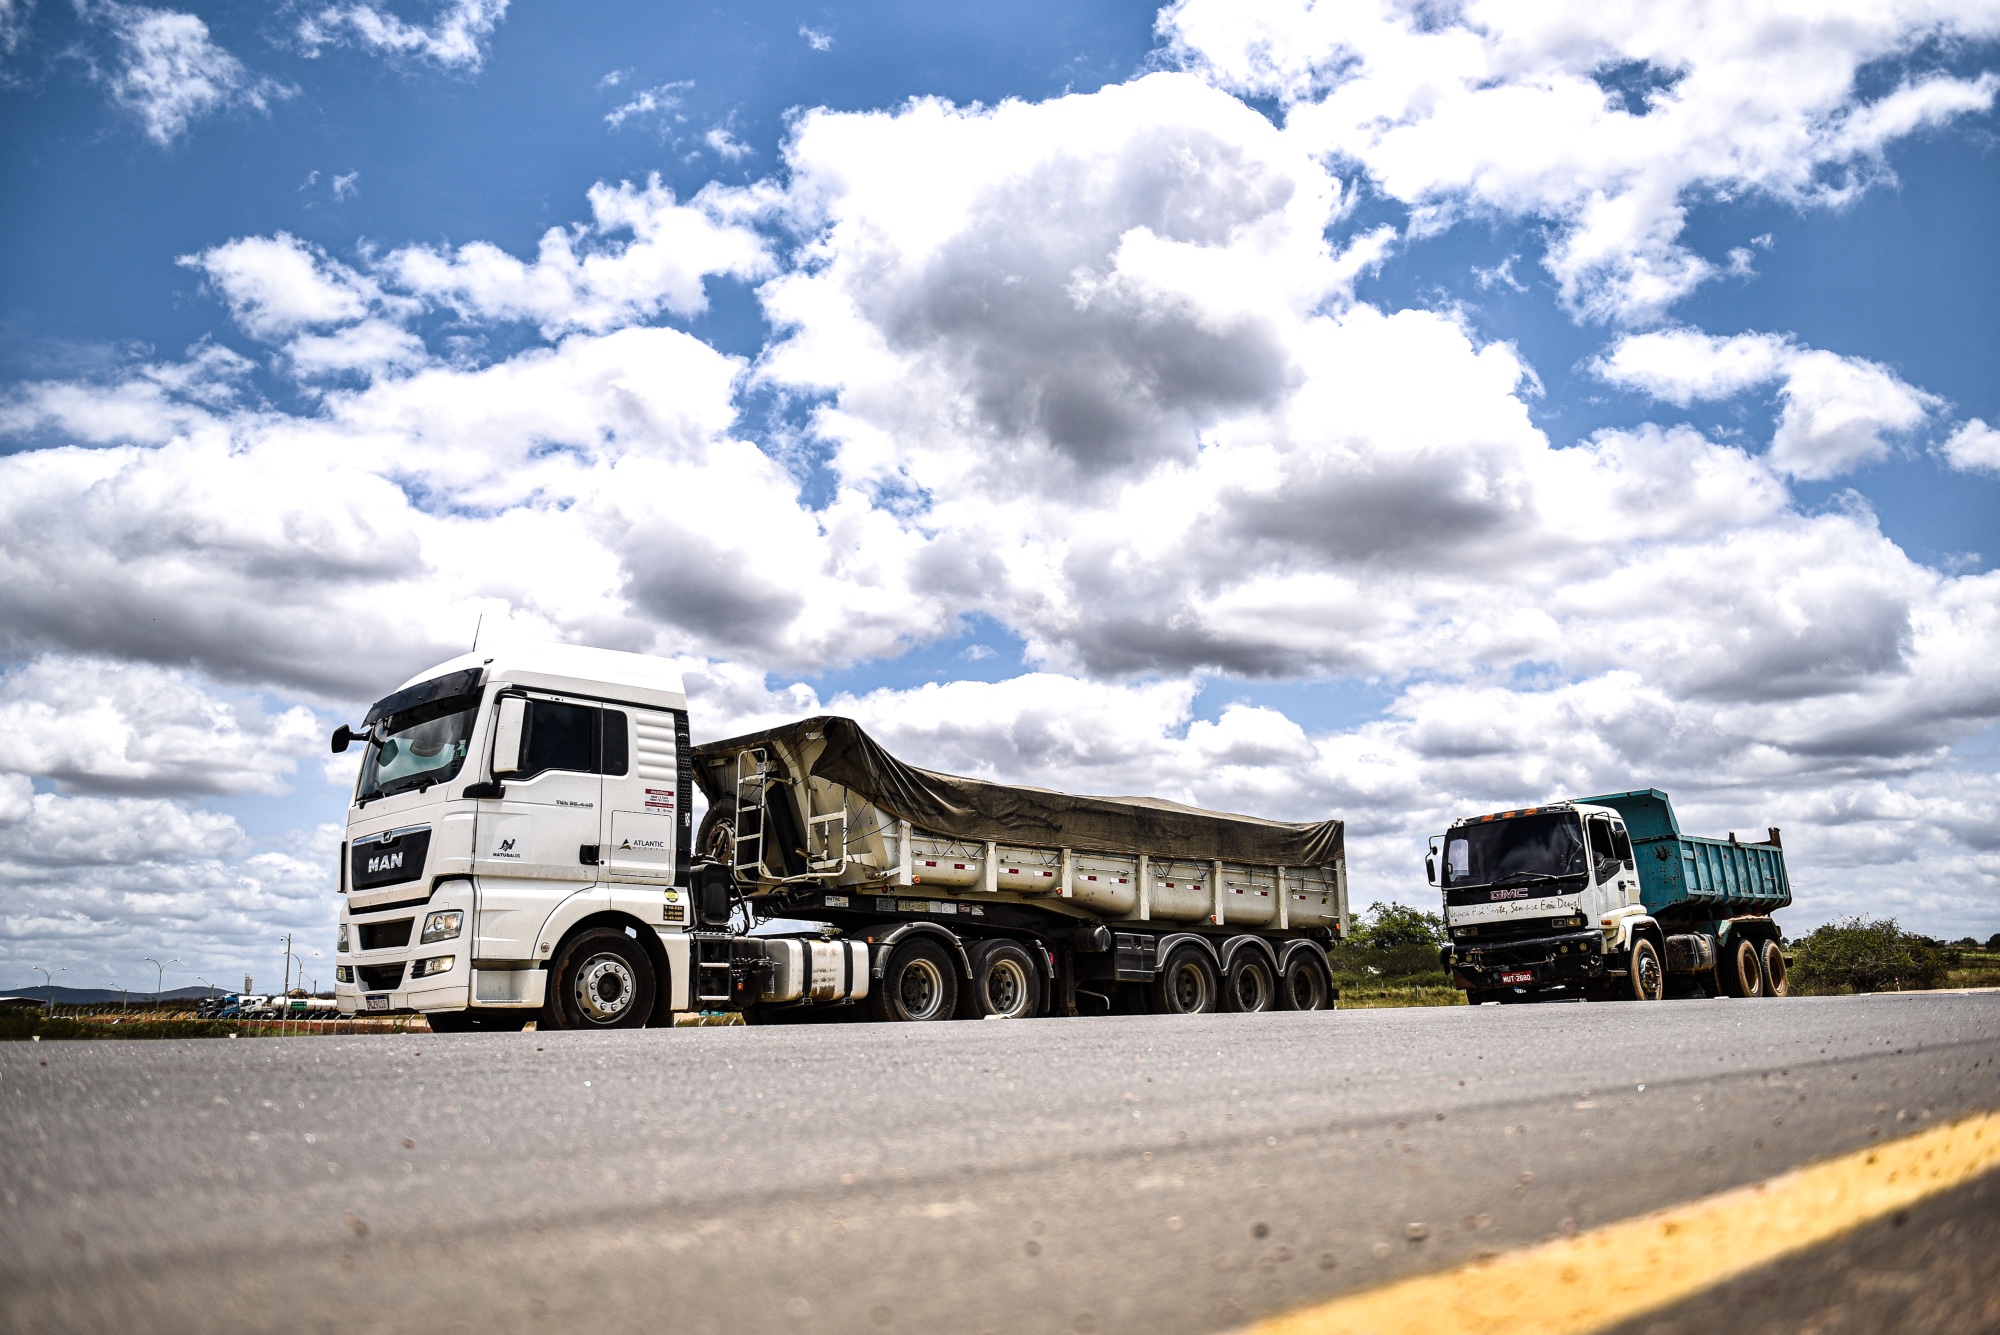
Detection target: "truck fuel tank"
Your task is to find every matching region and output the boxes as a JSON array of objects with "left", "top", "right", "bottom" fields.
[{"left": 758, "top": 938, "right": 871, "bottom": 1004}]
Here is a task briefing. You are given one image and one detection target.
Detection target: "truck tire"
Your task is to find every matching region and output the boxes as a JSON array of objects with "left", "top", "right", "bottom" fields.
[
  {"left": 1152, "top": 946, "right": 1220, "bottom": 1015},
  {"left": 425, "top": 1009, "right": 530, "bottom": 1033},
  {"left": 961, "top": 940, "right": 1041, "bottom": 1020},
  {"left": 1222, "top": 950, "right": 1277, "bottom": 1013},
  {"left": 695, "top": 797, "right": 736, "bottom": 863},
  {"left": 1759, "top": 940, "right": 1789, "bottom": 997},
  {"left": 1277, "top": 951, "right": 1334, "bottom": 1012},
  {"left": 543, "top": 927, "right": 656, "bottom": 1029},
  {"left": 1627, "top": 938, "right": 1665, "bottom": 1002},
  {"left": 868, "top": 938, "right": 959, "bottom": 1022},
  {"left": 1720, "top": 937, "right": 1763, "bottom": 998}
]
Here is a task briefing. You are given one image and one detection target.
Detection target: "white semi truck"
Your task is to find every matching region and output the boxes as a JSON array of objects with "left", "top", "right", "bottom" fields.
[{"left": 331, "top": 645, "right": 1348, "bottom": 1030}]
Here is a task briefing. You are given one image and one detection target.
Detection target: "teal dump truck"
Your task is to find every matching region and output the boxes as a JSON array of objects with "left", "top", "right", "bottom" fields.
[{"left": 1427, "top": 790, "right": 1790, "bottom": 1003}]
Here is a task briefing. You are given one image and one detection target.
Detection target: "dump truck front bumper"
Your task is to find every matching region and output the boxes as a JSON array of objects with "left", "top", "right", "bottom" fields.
[{"left": 1447, "top": 930, "right": 1608, "bottom": 991}]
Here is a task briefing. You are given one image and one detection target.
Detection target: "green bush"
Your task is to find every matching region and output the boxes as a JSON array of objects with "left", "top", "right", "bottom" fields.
[
  {"left": 1789, "top": 917, "right": 1949, "bottom": 995},
  {"left": 1334, "top": 901, "right": 1450, "bottom": 987}
]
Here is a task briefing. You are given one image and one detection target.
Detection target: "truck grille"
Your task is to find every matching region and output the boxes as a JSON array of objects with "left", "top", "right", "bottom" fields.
[
  {"left": 357, "top": 963, "right": 405, "bottom": 991},
  {"left": 358, "top": 919, "right": 413, "bottom": 951}
]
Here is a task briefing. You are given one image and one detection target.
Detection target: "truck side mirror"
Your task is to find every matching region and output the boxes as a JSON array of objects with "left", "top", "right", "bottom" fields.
[
  {"left": 331, "top": 724, "right": 361, "bottom": 754},
  {"left": 1424, "top": 853, "right": 1438, "bottom": 887},
  {"left": 492, "top": 696, "right": 527, "bottom": 777}
]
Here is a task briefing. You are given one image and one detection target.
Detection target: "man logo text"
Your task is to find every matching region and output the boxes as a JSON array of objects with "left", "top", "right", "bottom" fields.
[{"left": 366, "top": 852, "right": 404, "bottom": 874}]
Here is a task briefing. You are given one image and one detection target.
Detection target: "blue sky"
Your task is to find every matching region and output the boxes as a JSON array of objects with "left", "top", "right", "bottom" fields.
[{"left": 2, "top": 0, "right": 1999, "bottom": 991}]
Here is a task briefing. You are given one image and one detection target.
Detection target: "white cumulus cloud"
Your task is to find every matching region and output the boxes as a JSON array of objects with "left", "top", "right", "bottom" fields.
[
  {"left": 1940, "top": 419, "right": 2000, "bottom": 475},
  {"left": 298, "top": 0, "right": 507, "bottom": 70},
  {"left": 1596, "top": 329, "right": 1939, "bottom": 478},
  {"left": 385, "top": 174, "right": 772, "bottom": 336},
  {"left": 1162, "top": 0, "right": 2000, "bottom": 323},
  {"left": 86, "top": 2, "right": 292, "bottom": 145}
]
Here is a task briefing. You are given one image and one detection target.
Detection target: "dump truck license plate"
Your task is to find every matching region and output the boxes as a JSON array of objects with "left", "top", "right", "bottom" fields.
[
  {"left": 1500, "top": 970, "right": 1534, "bottom": 984},
  {"left": 366, "top": 994, "right": 389, "bottom": 1012}
]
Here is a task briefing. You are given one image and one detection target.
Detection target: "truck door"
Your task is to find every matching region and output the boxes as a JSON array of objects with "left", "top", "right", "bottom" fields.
[
  {"left": 1585, "top": 814, "right": 1637, "bottom": 914},
  {"left": 471, "top": 693, "right": 609, "bottom": 961},
  {"left": 599, "top": 706, "right": 682, "bottom": 885}
]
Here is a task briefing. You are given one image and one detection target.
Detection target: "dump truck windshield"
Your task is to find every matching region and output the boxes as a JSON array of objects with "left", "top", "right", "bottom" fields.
[
  {"left": 356, "top": 693, "right": 479, "bottom": 800},
  {"left": 1445, "top": 812, "right": 1585, "bottom": 890}
]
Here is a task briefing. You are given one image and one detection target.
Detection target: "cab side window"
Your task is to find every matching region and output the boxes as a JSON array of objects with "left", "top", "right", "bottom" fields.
[
  {"left": 600, "top": 710, "right": 629, "bottom": 776},
  {"left": 517, "top": 699, "right": 630, "bottom": 778},
  {"left": 522, "top": 701, "right": 594, "bottom": 774},
  {"left": 1609, "top": 821, "right": 1634, "bottom": 865},
  {"left": 1586, "top": 815, "right": 1619, "bottom": 874}
]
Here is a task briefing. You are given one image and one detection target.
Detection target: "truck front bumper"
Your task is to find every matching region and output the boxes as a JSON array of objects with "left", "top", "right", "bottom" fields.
[
  {"left": 334, "top": 885, "right": 482, "bottom": 1016},
  {"left": 1448, "top": 930, "right": 1609, "bottom": 992}
]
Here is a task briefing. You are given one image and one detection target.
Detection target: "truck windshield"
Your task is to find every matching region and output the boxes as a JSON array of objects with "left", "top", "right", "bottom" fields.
[
  {"left": 1445, "top": 813, "right": 1585, "bottom": 889},
  {"left": 356, "top": 693, "right": 480, "bottom": 801}
]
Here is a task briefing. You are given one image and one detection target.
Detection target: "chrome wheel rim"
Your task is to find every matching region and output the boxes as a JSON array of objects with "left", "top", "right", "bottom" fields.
[
  {"left": 575, "top": 952, "right": 636, "bottom": 1023},
  {"left": 897, "top": 957, "right": 946, "bottom": 1020},
  {"left": 985, "top": 958, "right": 1032, "bottom": 1018}
]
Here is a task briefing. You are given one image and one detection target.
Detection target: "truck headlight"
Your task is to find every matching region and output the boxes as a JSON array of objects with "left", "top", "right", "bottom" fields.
[
  {"left": 411, "top": 956, "right": 454, "bottom": 978},
  {"left": 420, "top": 910, "right": 464, "bottom": 944},
  {"left": 338, "top": 921, "right": 350, "bottom": 952},
  {"left": 335, "top": 965, "right": 353, "bottom": 983}
]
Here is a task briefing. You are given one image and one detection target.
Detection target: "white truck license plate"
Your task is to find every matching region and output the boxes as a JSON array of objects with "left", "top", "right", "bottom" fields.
[
  {"left": 365, "top": 994, "right": 389, "bottom": 1012},
  {"left": 1500, "top": 970, "right": 1534, "bottom": 984}
]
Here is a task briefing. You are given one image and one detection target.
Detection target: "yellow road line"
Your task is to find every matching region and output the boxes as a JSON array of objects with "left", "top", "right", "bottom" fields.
[{"left": 1241, "top": 1109, "right": 2000, "bottom": 1335}]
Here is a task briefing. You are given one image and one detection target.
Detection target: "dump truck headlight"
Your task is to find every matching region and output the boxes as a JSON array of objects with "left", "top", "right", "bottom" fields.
[
  {"left": 411, "top": 956, "right": 454, "bottom": 978},
  {"left": 420, "top": 910, "right": 464, "bottom": 944}
]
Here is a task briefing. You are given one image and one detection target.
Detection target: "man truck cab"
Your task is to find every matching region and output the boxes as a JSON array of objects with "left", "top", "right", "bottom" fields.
[{"left": 332, "top": 644, "right": 694, "bottom": 1031}]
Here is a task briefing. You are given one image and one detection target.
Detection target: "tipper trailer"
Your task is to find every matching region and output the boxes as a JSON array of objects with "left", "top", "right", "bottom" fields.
[
  {"left": 1429, "top": 790, "right": 1791, "bottom": 1004},
  {"left": 330, "top": 644, "right": 1348, "bottom": 1030}
]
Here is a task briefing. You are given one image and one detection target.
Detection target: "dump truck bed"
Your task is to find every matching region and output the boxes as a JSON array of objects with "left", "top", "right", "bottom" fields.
[{"left": 1582, "top": 789, "right": 1790, "bottom": 918}]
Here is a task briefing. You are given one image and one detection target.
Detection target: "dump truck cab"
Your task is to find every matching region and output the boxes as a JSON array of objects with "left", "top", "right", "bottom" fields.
[{"left": 1430, "top": 802, "right": 1642, "bottom": 1001}]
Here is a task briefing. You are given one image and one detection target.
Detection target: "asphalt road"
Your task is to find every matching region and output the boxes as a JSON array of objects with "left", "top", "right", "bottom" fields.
[{"left": 5, "top": 992, "right": 2000, "bottom": 1335}]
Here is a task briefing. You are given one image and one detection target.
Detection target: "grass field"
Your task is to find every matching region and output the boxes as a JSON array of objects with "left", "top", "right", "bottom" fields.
[{"left": 1945, "top": 946, "right": 2000, "bottom": 990}]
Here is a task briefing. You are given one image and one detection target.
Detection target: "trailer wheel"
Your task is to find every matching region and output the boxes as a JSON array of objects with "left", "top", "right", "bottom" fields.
[
  {"left": 543, "top": 928, "right": 656, "bottom": 1029},
  {"left": 1152, "top": 946, "right": 1220, "bottom": 1015},
  {"left": 868, "top": 939, "right": 959, "bottom": 1022},
  {"left": 1759, "top": 941, "right": 1789, "bottom": 998},
  {"left": 1277, "top": 951, "right": 1334, "bottom": 1012},
  {"left": 961, "top": 941, "right": 1041, "bottom": 1020},
  {"left": 1223, "top": 951, "right": 1277, "bottom": 1013},
  {"left": 1627, "top": 938, "right": 1665, "bottom": 1002},
  {"left": 695, "top": 797, "right": 736, "bottom": 863},
  {"left": 1720, "top": 937, "right": 1763, "bottom": 998}
]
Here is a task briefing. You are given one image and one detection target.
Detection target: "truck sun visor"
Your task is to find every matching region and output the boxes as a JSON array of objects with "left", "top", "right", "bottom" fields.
[{"left": 363, "top": 667, "right": 486, "bottom": 727}]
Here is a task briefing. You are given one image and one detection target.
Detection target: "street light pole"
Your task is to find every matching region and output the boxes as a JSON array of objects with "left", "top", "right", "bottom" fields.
[
  {"left": 31, "top": 966, "right": 64, "bottom": 1016},
  {"left": 143, "top": 957, "right": 181, "bottom": 1009}
]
